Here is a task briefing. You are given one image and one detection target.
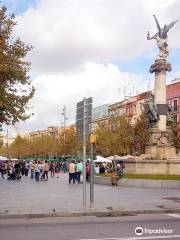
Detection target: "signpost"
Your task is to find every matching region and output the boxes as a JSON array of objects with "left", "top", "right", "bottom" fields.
[{"left": 76, "top": 97, "right": 92, "bottom": 209}]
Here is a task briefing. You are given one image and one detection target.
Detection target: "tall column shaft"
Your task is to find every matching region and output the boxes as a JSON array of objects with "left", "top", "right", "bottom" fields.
[
  {"left": 155, "top": 71, "right": 167, "bottom": 132},
  {"left": 149, "top": 59, "right": 172, "bottom": 132}
]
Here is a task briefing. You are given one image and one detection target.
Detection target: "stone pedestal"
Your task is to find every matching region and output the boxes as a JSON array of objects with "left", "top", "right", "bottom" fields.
[
  {"left": 145, "top": 127, "right": 176, "bottom": 159},
  {"left": 123, "top": 157, "right": 180, "bottom": 175},
  {"left": 145, "top": 146, "right": 176, "bottom": 159}
]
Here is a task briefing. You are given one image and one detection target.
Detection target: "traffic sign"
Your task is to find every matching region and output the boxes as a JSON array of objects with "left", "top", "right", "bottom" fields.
[{"left": 76, "top": 97, "right": 92, "bottom": 141}]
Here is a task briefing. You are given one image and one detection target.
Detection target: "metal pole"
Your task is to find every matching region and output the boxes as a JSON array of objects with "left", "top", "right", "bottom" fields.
[
  {"left": 83, "top": 98, "right": 86, "bottom": 209},
  {"left": 89, "top": 142, "right": 95, "bottom": 210},
  {"left": 63, "top": 105, "right": 66, "bottom": 144},
  {"left": 6, "top": 128, "right": 8, "bottom": 159}
]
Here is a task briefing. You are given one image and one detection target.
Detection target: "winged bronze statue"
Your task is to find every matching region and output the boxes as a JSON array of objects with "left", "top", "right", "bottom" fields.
[
  {"left": 147, "top": 15, "right": 178, "bottom": 59},
  {"left": 153, "top": 14, "right": 178, "bottom": 39}
]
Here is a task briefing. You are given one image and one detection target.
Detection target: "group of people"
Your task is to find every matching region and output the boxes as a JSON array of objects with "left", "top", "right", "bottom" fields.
[
  {"left": 68, "top": 160, "right": 84, "bottom": 184},
  {"left": 0, "top": 159, "right": 125, "bottom": 185},
  {"left": 26, "top": 160, "right": 68, "bottom": 181},
  {"left": 0, "top": 160, "right": 22, "bottom": 180},
  {"left": 0, "top": 160, "right": 68, "bottom": 181},
  {"left": 68, "top": 159, "right": 101, "bottom": 184},
  {"left": 95, "top": 161, "right": 125, "bottom": 177}
]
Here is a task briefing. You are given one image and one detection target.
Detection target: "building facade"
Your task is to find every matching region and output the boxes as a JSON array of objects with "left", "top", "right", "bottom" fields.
[
  {"left": 167, "top": 79, "right": 180, "bottom": 124},
  {"left": 91, "top": 104, "right": 110, "bottom": 130},
  {"left": 92, "top": 79, "right": 180, "bottom": 128}
]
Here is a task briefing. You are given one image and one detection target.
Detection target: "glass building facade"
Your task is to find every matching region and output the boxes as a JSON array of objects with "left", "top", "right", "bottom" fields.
[{"left": 92, "top": 104, "right": 109, "bottom": 122}]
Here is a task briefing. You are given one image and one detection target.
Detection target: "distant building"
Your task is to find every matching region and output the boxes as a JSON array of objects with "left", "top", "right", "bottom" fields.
[
  {"left": 91, "top": 104, "right": 110, "bottom": 130},
  {"left": 108, "top": 101, "right": 125, "bottom": 116},
  {"left": 27, "top": 125, "right": 75, "bottom": 141},
  {"left": 167, "top": 79, "right": 180, "bottom": 124},
  {"left": 92, "top": 93, "right": 150, "bottom": 128},
  {"left": 108, "top": 91, "right": 150, "bottom": 124},
  {"left": 28, "top": 126, "right": 60, "bottom": 140},
  {"left": 92, "top": 78, "right": 180, "bottom": 129}
]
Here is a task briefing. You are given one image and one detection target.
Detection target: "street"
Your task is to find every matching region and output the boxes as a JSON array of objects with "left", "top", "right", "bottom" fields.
[{"left": 0, "top": 214, "right": 180, "bottom": 240}]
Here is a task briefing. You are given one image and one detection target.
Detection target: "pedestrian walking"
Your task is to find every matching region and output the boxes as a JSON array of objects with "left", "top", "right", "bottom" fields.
[
  {"left": 43, "top": 160, "right": 49, "bottom": 181},
  {"left": 76, "top": 160, "right": 83, "bottom": 183},
  {"left": 55, "top": 162, "right": 61, "bottom": 178},
  {"left": 0, "top": 161, "right": 5, "bottom": 179},
  {"left": 14, "top": 161, "right": 21, "bottom": 179},
  {"left": 34, "top": 161, "right": 41, "bottom": 181},
  {"left": 68, "top": 160, "right": 76, "bottom": 184},
  {"left": 25, "top": 161, "right": 29, "bottom": 176},
  {"left": 21, "top": 161, "right": 25, "bottom": 176},
  {"left": 86, "top": 161, "right": 90, "bottom": 182},
  {"left": 49, "top": 162, "right": 55, "bottom": 177},
  {"left": 30, "top": 161, "right": 35, "bottom": 179},
  {"left": 62, "top": 162, "right": 67, "bottom": 173}
]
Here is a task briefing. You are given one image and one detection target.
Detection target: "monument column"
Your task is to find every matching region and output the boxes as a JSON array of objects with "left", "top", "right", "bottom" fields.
[
  {"left": 145, "top": 15, "right": 178, "bottom": 159},
  {"left": 149, "top": 59, "right": 172, "bottom": 132}
]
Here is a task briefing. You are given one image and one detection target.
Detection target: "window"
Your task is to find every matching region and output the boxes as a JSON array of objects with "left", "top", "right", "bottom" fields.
[{"left": 173, "top": 99, "right": 178, "bottom": 111}]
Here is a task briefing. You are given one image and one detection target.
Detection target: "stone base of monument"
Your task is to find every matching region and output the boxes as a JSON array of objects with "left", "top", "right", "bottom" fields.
[
  {"left": 145, "top": 126, "right": 176, "bottom": 159},
  {"left": 124, "top": 157, "right": 180, "bottom": 175},
  {"left": 145, "top": 146, "right": 176, "bottom": 159},
  {"left": 122, "top": 124, "right": 180, "bottom": 175}
]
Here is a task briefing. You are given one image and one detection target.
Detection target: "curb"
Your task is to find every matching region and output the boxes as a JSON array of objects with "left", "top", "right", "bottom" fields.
[
  {"left": 94, "top": 176, "right": 180, "bottom": 189},
  {"left": 0, "top": 208, "right": 180, "bottom": 219}
]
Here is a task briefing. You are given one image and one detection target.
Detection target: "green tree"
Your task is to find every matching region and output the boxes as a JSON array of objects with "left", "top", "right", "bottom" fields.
[
  {"left": 59, "top": 126, "right": 78, "bottom": 156},
  {"left": 95, "top": 114, "right": 134, "bottom": 157},
  {"left": 170, "top": 121, "right": 180, "bottom": 152},
  {"left": 30, "top": 135, "right": 56, "bottom": 157},
  {"left": 132, "top": 111, "right": 150, "bottom": 155},
  {"left": 0, "top": 133, "right": 3, "bottom": 148},
  {"left": 9, "top": 135, "right": 29, "bottom": 158},
  {"left": 0, "top": 6, "right": 35, "bottom": 130}
]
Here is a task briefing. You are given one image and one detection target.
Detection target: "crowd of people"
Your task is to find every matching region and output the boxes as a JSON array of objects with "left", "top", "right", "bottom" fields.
[
  {"left": 0, "top": 160, "right": 68, "bottom": 181},
  {"left": 95, "top": 161, "right": 125, "bottom": 177},
  {"left": 0, "top": 159, "right": 125, "bottom": 185}
]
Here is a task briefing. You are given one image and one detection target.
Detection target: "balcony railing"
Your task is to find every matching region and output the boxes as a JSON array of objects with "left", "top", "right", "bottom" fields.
[{"left": 169, "top": 105, "right": 180, "bottom": 112}]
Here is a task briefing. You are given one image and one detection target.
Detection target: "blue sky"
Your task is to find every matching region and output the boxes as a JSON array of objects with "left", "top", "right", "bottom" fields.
[
  {"left": 1, "top": 0, "right": 180, "bottom": 133},
  {"left": 2, "top": 0, "right": 37, "bottom": 15}
]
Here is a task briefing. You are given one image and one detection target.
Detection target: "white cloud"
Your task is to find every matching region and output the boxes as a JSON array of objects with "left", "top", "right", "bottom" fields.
[
  {"left": 14, "top": 0, "right": 180, "bottom": 74},
  {"left": 8, "top": 0, "right": 180, "bottom": 133},
  {"left": 18, "top": 62, "right": 147, "bottom": 132}
]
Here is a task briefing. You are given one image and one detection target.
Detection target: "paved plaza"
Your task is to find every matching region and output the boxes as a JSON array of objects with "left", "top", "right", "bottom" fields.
[{"left": 0, "top": 173, "right": 180, "bottom": 215}]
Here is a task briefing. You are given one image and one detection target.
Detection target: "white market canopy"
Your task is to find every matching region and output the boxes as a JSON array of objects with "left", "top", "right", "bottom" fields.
[
  {"left": 106, "top": 155, "right": 135, "bottom": 160},
  {"left": 94, "top": 155, "right": 112, "bottom": 163},
  {"left": 11, "top": 158, "right": 19, "bottom": 161},
  {"left": 0, "top": 156, "right": 8, "bottom": 161},
  {"left": 106, "top": 155, "right": 122, "bottom": 161}
]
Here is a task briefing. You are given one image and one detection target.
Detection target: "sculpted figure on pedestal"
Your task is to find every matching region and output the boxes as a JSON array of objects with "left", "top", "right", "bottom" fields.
[
  {"left": 146, "top": 94, "right": 159, "bottom": 125},
  {"left": 147, "top": 15, "right": 178, "bottom": 59}
]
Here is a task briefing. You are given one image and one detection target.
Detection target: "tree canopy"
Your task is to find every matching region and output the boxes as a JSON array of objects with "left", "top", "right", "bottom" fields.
[
  {"left": 0, "top": 6, "right": 35, "bottom": 130},
  {"left": 132, "top": 111, "right": 150, "bottom": 155},
  {"left": 95, "top": 114, "right": 134, "bottom": 156},
  {"left": 0, "top": 126, "right": 79, "bottom": 158},
  {"left": 170, "top": 121, "right": 180, "bottom": 152}
]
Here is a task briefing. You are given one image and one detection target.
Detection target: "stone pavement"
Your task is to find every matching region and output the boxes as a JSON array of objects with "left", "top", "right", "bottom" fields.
[{"left": 0, "top": 173, "right": 180, "bottom": 216}]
